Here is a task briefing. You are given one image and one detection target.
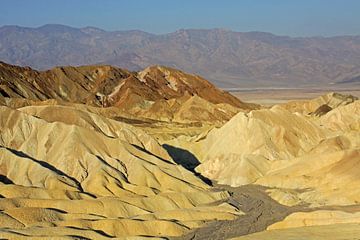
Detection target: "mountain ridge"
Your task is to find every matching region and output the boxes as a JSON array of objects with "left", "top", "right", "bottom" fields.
[
  {"left": 0, "top": 61, "right": 256, "bottom": 123},
  {"left": 1, "top": 24, "right": 360, "bottom": 87}
]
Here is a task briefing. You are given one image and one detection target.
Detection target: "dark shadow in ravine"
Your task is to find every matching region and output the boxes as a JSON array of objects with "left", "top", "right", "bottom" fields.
[
  {"left": 130, "top": 144, "right": 174, "bottom": 164},
  {"left": 66, "top": 226, "right": 113, "bottom": 238},
  {"left": 162, "top": 144, "right": 200, "bottom": 171},
  {"left": 162, "top": 144, "right": 212, "bottom": 186},
  {"left": 0, "top": 174, "right": 14, "bottom": 184}
]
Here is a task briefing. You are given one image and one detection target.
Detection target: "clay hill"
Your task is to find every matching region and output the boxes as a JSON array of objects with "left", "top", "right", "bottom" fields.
[
  {"left": 0, "top": 105, "right": 243, "bottom": 239},
  {"left": 0, "top": 61, "right": 256, "bottom": 123},
  {"left": 167, "top": 92, "right": 360, "bottom": 239},
  {"left": 155, "top": 91, "right": 360, "bottom": 239},
  {"left": 0, "top": 61, "right": 250, "bottom": 239},
  {"left": 1, "top": 61, "right": 360, "bottom": 239},
  {"left": 186, "top": 92, "right": 359, "bottom": 201},
  {"left": 1, "top": 25, "right": 360, "bottom": 87}
]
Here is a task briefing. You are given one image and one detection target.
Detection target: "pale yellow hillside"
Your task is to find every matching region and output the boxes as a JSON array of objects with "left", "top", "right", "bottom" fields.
[
  {"left": 255, "top": 100, "right": 360, "bottom": 207},
  {"left": 268, "top": 210, "right": 360, "bottom": 230},
  {"left": 281, "top": 92, "right": 358, "bottom": 115},
  {"left": 233, "top": 223, "right": 360, "bottom": 240},
  {"left": 195, "top": 105, "right": 327, "bottom": 186},
  {"left": 0, "top": 105, "right": 241, "bottom": 238},
  {"left": 317, "top": 100, "right": 360, "bottom": 132}
]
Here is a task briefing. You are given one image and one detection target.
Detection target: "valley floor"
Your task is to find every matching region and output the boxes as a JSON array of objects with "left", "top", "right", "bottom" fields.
[
  {"left": 172, "top": 184, "right": 360, "bottom": 240},
  {"left": 232, "top": 88, "right": 360, "bottom": 106}
]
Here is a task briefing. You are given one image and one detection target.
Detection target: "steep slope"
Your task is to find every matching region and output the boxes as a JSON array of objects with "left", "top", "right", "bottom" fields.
[
  {"left": 0, "top": 61, "right": 132, "bottom": 105},
  {"left": 195, "top": 105, "right": 327, "bottom": 186},
  {"left": 193, "top": 94, "right": 359, "bottom": 193},
  {"left": 317, "top": 100, "right": 360, "bottom": 131},
  {"left": 0, "top": 105, "right": 241, "bottom": 238},
  {"left": 17, "top": 104, "right": 171, "bottom": 160},
  {"left": 257, "top": 100, "right": 360, "bottom": 207},
  {"left": 0, "top": 61, "right": 254, "bottom": 123},
  {"left": 171, "top": 94, "right": 360, "bottom": 239},
  {"left": 281, "top": 92, "right": 358, "bottom": 115},
  {"left": 137, "top": 66, "right": 248, "bottom": 108}
]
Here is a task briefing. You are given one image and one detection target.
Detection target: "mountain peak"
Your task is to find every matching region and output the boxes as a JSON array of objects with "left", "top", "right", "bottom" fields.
[
  {"left": 80, "top": 26, "right": 106, "bottom": 34},
  {"left": 37, "top": 24, "right": 78, "bottom": 31}
]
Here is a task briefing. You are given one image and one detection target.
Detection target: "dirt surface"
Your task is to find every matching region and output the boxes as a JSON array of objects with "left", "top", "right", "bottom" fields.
[
  {"left": 171, "top": 183, "right": 360, "bottom": 240},
  {"left": 171, "top": 184, "right": 304, "bottom": 240}
]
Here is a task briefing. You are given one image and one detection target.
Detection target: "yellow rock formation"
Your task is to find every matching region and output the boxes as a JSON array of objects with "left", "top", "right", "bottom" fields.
[{"left": 0, "top": 105, "right": 241, "bottom": 238}]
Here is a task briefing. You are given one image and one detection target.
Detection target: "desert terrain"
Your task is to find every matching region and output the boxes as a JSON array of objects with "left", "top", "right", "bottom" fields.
[
  {"left": 0, "top": 61, "right": 359, "bottom": 239},
  {"left": 232, "top": 88, "right": 360, "bottom": 106}
]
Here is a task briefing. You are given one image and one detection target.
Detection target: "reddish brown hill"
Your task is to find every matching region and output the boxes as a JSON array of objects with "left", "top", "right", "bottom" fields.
[
  {"left": 137, "top": 66, "right": 247, "bottom": 108},
  {"left": 0, "top": 61, "right": 252, "bottom": 109},
  {"left": 0, "top": 61, "right": 131, "bottom": 105}
]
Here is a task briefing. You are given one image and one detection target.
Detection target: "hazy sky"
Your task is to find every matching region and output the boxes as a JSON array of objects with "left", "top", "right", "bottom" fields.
[{"left": 1, "top": 0, "right": 359, "bottom": 36}]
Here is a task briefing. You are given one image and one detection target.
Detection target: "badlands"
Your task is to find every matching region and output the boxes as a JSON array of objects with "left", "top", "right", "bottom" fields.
[{"left": 0, "top": 61, "right": 360, "bottom": 239}]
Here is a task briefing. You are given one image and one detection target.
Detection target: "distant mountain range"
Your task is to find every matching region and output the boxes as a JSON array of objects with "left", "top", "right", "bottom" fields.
[{"left": 1, "top": 24, "right": 360, "bottom": 88}]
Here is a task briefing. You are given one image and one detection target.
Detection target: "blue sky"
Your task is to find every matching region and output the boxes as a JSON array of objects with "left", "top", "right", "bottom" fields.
[{"left": 1, "top": 0, "right": 359, "bottom": 36}]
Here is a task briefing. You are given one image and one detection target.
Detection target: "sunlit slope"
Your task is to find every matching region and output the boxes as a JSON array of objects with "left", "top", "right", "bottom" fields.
[
  {"left": 194, "top": 95, "right": 360, "bottom": 207},
  {"left": 0, "top": 62, "right": 257, "bottom": 123},
  {"left": 0, "top": 106, "right": 241, "bottom": 238},
  {"left": 196, "top": 105, "right": 327, "bottom": 186}
]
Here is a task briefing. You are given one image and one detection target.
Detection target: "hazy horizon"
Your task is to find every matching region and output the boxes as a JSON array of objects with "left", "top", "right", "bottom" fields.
[
  {"left": 1, "top": 0, "right": 360, "bottom": 37},
  {"left": 2, "top": 23, "right": 360, "bottom": 38}
]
